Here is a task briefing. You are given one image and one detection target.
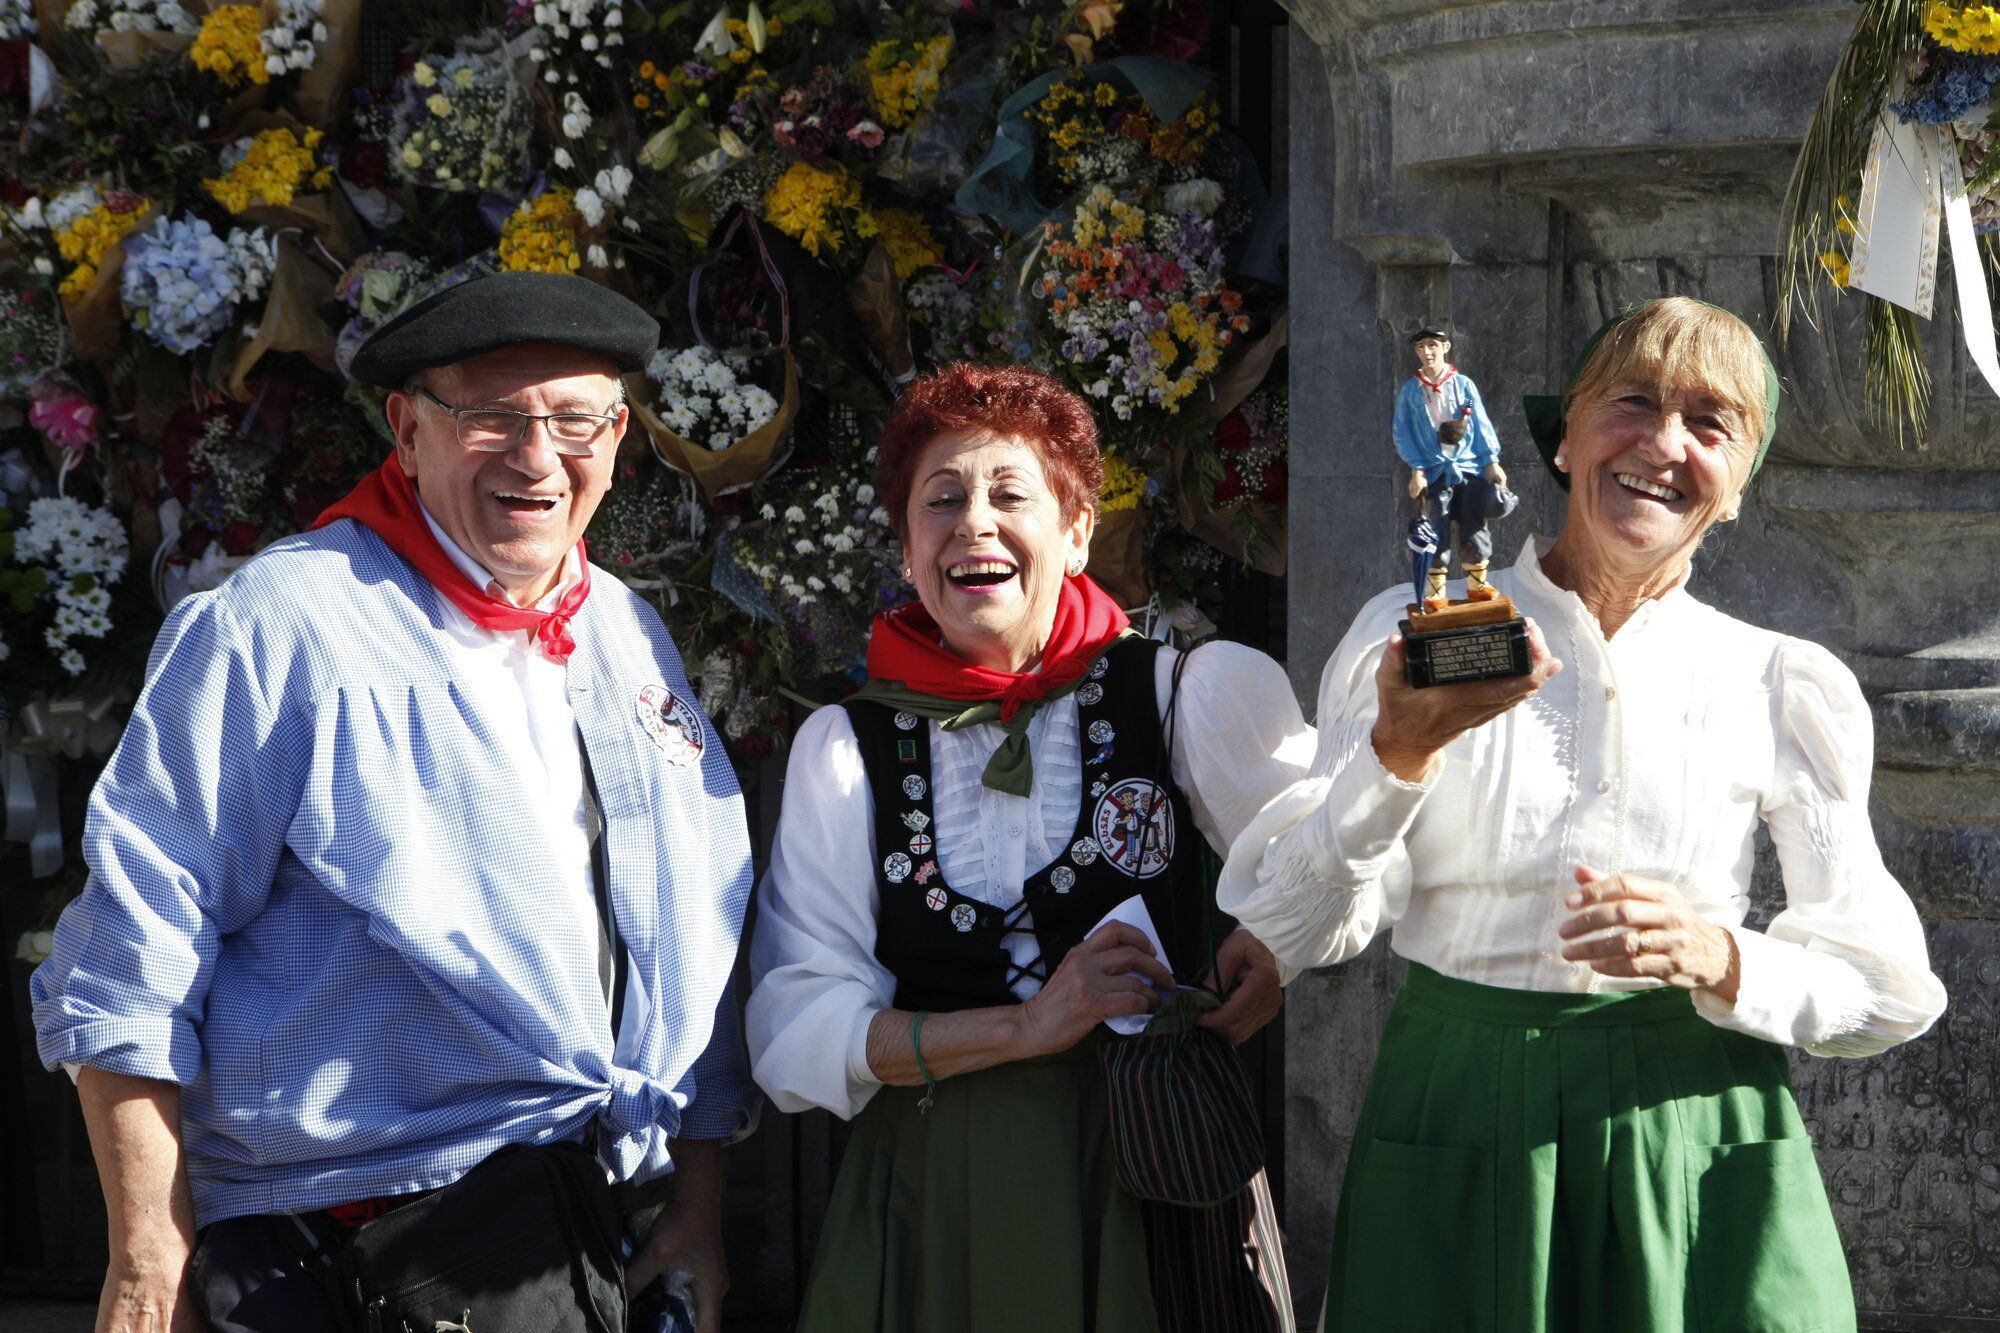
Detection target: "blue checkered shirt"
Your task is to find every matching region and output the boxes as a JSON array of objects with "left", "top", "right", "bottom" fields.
[{"left": 31, "top": 520, "right": 756, "bottom": 1226}]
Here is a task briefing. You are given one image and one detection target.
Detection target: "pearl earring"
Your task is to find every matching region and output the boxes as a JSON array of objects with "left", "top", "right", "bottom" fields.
[{"left": 1553, "top": 452, "right": 1568, "bottom": 467}]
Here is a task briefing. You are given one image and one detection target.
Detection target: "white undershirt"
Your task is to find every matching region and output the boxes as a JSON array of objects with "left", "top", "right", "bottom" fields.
[
  {"left": 745, "top": 641, "right": 1316, "bottom": 1119},
  {"left": 1218, "top": 537, "right": 1947, "bottom": 1059},
  {"left": 420, "top": 507, "right": 646, "bottom": 1060}
]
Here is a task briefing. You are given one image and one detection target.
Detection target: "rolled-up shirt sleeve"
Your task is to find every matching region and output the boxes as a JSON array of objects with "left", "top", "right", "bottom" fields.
[
  {"left": 1219, "top": 593, "right": 1432, "bottom": 976},
  {"left": 745, "top": 704, "right": 896, "bottom": 1120},
  {"left": 1690, "top": 641, "right": 1947, "bottom": 1055},
  {"left": 672, "top": 976, "right": 760, "bottom": 1142},
  {"left": 31, "top": 593, "right": 303, "bottom": 1084}
]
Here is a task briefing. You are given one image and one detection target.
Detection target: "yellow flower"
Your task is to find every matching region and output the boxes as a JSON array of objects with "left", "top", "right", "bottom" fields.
[
  {"left": 499, "top": 189, "right": 582, "bottom": 274},
  {"left": 762, "top": 160, "right": 868, "bottom": 257},
  {"left": 1147, "top": 327, "right": 1179, "bottom": 370},
  {"left": 204, "top": 126, "right": 331, "bottom": 213},
  {"left": 1098, "top": 449, "right": 1147, "bottom": 512},
  {"left": 869, "top": 207, "right": 941, "bottom": 280},
  {"left": 427, "top": 93, "right": 454, "bottom": 118},
  {"left": 55, "top": 199, "right": 148, "bottom": 302},
  {"left": 414, "top": 62, "right": 437, "bottom": 87},
  {"left": 454, "top": 67, "right": 475, "bottom": 89},
  {"left": 190, "top": 5, "right": 270, "bottom": 88},
  {"left": 401, "top": 144, "right": 424, "bottom": 168},
  {"left": 866, "top": 35, "right": 953, "bottom": 130},
  {"left": 1820, "top": 248, "right": 1851, "bottom": 288}
]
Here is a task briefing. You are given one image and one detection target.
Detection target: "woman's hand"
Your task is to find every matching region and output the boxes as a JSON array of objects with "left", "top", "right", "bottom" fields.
[
  {"left": 1196, "top": 929, "right": 1284, "bottom": 1044},
  {"left": 1370, "top": 619, "right": 1563, "bottom": 782},
  {"left": 1015, "top": 922, "right": 1175, "bottom": 1057},
  {"left": 1557, "top": 865, "right": 1741, "bottom": 1001}
]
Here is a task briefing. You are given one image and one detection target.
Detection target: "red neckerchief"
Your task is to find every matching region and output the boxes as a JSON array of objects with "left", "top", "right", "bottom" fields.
[
  {"left": 312, "top": 457, "right": 591, "bottom": 664},
  {"left": 864, "top": 573, "right": 1129, "bottom": 720},
  {"left": 1415, "top": 365, "right": 1458, "bottom": 392}
]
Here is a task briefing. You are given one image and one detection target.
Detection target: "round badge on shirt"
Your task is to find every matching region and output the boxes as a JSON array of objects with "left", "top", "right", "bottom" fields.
[
  {"left": 636, "top": 684, "right": 705, "bottom": 767},
  {"left": 1093, "top": 778, "right": 1174, "bottom": 878}
]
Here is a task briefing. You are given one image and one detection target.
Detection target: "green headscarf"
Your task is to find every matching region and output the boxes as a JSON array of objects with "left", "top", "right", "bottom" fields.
[{"left": 1520, "top": 300, "right": 1781, "bottom": 491}]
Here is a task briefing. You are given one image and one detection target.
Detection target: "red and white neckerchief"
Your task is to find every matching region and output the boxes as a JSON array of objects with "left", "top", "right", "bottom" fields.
[
  {"left": 313, "top": 457, "right": 591, "bottom": 664},
  {"left": 1415, "top": 365, "right": 1460, "bottom": 428}
]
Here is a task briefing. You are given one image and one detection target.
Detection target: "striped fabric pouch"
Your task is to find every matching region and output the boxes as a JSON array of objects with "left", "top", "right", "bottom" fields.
[{"left": 1098, "top": 987, "right": 1265, "bottom": 1207}]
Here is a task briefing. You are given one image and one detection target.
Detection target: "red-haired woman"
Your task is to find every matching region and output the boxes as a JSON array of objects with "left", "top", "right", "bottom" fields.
[{"left": 747, "top": 364, "right": 1313, "bottom": 1333}]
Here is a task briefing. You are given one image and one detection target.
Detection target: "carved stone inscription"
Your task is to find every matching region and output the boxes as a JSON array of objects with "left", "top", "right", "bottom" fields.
[{"left": 1798, "top": 922, "right": 2000, "bottom": 1321}]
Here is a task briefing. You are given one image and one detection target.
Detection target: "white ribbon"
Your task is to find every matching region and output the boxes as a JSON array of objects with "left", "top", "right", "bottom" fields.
[
  {"left": 1851, "top": 109, "right": 2000, "bottom": 399},
  {"left": 1, "top": 693, "right": 128, "bottom": 878}
]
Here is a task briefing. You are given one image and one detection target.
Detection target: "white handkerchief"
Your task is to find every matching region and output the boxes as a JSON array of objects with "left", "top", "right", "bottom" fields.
[{"left": 1090, "top": 894, "right": 1175, "bottom": 1035}]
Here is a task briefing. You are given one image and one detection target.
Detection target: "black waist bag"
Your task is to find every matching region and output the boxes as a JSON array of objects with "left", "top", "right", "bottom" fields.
[
  {"left": 1099, "top": 987, "right": 1266, "bottom": 1207},
  {"left": 334, "top": 1142, "right": 626, "bottom": 1333}
]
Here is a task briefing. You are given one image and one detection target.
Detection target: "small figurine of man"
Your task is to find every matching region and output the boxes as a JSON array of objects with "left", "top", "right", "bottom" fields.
[{"left": 1393, "top": 324, "right": 1509, "bottom": 611}]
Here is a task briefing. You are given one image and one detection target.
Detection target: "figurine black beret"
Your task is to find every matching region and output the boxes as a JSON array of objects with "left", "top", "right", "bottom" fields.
[{"left": 349, "top": 271, "right": 659, "bottom": 388}]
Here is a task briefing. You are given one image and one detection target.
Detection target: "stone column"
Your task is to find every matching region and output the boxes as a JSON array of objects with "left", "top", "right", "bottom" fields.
[{"left": 1279, "top": 2, "right": 2000, "bottom": 1324}]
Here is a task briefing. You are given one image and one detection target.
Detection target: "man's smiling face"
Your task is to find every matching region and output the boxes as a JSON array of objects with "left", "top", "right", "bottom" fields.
[{"left": 387, "top": 342, "right": 626, "bottom": 604}]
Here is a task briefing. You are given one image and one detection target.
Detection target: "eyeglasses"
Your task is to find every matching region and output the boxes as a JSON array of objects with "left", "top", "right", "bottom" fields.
[{"left": 415, "top": 387, "right": 622, "bottom": 456}]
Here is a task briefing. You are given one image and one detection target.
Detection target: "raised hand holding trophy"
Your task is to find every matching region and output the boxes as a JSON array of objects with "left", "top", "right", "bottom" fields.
[{"left": 1391, "top": 325, "right": 1530, "bottom": 688}]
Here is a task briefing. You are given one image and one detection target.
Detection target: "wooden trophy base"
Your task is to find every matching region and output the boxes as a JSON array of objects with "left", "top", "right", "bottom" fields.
[{"left": 1399, "top": 594, "right": 1530, "bottom": 688}]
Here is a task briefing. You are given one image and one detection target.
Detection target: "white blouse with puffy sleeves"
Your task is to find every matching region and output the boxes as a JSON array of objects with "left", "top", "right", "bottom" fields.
[
  {"left": 1219, "top": 537, "right": 1946, "bottom": 1058},
  {"left": 748, "top": 640, "right": 1315, "bottom": 1120}
]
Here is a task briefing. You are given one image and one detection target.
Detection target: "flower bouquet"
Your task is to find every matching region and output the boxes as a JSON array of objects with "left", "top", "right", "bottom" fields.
[
  {"left": 65, "top": 0, "right": 200, "bottom": 71},
  {"left": 1782, "top": 0, "right": 2000, "bottom": 435},
  {"left": 203, "top": 114, "right": 355, "bottom": 260},
  {"left": 120, "top": 213, "right": 276, "bottom": 356},
  {"left": 388, "top": 42, "right": 533, "bottom": 198},
  {"left": 958, "top": 56, "right": 1225, "bottom": 236},
  {"left": 1028, "top": 183, "right": 1248, "bottom": 429},
  {"left": 0, "top": 288, "right": 67, "bottom": 394},
  {"left": 1176, "top": 382, "right": 1286, "bottom": 575},
  {"left": 41, "top": 184, "right": 154, "bottom": 362},
  {"left": 0, "top": 494, "right": 130, "bottom": 680},
  {"left": 633, "top": 340, "right": 797, "bottom": 502}
]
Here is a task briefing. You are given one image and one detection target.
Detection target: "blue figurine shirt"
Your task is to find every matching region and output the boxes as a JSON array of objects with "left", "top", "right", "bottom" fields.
[{"left": 1393, "top": 368, "right": 1500, "bottom": 489}]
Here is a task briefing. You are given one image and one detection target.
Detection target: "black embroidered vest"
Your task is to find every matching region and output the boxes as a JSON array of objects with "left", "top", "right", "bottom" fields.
[{"left": 844, "top": 637, "right": 1212, "bottom": 1014}]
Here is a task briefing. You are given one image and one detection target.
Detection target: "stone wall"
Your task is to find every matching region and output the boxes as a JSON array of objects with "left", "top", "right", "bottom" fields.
[{"left": 1279, "top": 2, "right": 2000, "bottom": 1325}]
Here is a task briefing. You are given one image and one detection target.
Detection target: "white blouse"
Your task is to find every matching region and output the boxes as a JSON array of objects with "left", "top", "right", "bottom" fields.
[
  {"left": 1219, "top": 538, "right": 1946, "bottom": 1058},
  {"left": 747, "top": 641, "right": 1316, "bottom": 1118}
]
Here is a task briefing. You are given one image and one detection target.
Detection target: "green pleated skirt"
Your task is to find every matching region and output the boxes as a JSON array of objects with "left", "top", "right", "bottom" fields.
[
  {"left": 797, "top": 1037, "right": 1160, "bottom": 1333},
  {"left": 1325, "top": 963, "right": 1855, "bottom": 1333}
]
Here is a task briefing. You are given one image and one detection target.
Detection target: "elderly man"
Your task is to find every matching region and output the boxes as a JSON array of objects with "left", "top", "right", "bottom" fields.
[{"left": 31, "top": 272, "right": 753, "bottom": 1333}]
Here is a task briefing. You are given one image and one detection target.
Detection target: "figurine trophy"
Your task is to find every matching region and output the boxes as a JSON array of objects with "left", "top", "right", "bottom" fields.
[{"left": 1392, "top": 325, "right": 1531, "bottom": 688}]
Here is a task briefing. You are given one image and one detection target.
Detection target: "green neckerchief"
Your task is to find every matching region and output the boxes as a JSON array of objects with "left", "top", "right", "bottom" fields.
[
  {"left": 1520, "top": 300, "right": 1782, "bottom": 490},
  {"left": 850, "top": 630, "right": 1139, "bottom": 798}
]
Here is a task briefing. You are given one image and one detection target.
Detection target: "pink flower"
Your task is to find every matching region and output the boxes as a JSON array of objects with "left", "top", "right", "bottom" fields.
[
  {"left": 29, "top": 393, "right": 99, "bottom": 455},
  {"left": 849, "top": 120, "right": 885, "bottom": 149}
]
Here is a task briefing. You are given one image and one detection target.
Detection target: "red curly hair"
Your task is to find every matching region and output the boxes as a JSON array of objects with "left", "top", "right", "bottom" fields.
[{"left": 876, "top": 364, "right": 1103, "bottom": 539}]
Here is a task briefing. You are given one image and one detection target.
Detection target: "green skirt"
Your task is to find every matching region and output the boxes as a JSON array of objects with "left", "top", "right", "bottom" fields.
[
  {"left": 797, "top": 1037, "right": 1160, "bottom": 1333},
  {"left": 1326, "top": 964, "right": 1855, "bottom": 1333}
]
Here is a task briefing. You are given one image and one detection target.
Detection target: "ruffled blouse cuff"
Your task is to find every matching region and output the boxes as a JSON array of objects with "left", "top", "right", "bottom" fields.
[{"left": 1689, "top": 924, "right": 1876, "bottom": 1051}]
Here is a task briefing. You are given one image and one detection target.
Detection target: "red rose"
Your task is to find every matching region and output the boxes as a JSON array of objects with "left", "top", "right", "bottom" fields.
[
  {"left": 0, "top": 40, "right": 30, "bottom": 110},
  {"left": 1212, "top": 462, "right": 1244, "bottom": 506},
  {"left": 1214, "top": 412, "right": 1251, "bottom": 453},
  {"left": 340, "top": 141, "right": 388, "bottom": 187},
  {"left": 1259, "top": 463, "right": 1287, "bottom": 507},
  {"left": 220, "top": 521, "right": 262, "bottom": 555}
]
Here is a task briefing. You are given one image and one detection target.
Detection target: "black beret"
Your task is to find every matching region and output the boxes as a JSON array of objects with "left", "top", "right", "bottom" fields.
[
  {"left": 1409, "top": 325, "right": 1451, "bottom": 344},
  {"left": 349, "top": 271, "right": 659, "bottom": 388}
]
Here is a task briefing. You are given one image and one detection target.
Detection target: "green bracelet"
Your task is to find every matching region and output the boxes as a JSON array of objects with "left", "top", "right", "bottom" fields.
[{"left": 910, "top": 1009, "right": 937, "bottom": 1114}]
